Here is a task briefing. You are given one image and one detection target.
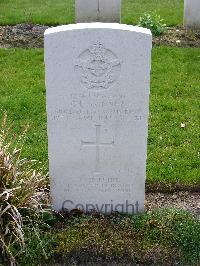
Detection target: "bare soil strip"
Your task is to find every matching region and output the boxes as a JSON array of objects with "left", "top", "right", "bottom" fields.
[
  {"left": 0, "top": 24, "right": 200, "bottom": 48},
  {"left": 145, "top": 192, "right": 200, "bottom": 218}
]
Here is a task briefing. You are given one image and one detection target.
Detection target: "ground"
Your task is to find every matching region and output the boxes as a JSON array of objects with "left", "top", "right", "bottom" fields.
[
  {"left": 0, "top": 0, "right": 199, "bottom": 265},
  {"left": 17, "top": 208, "right": 200, "bottom": 265},
  {"left": 1, "top": 24, "right": 200, "bottom": 48},
  {"left": 146, "top": 192, "right": 200, "bottom": 216}
]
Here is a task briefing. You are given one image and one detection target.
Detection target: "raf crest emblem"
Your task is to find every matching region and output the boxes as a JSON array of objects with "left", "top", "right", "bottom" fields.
[{"left": 75, "top": 42, "right": 121, "bottom": 90}]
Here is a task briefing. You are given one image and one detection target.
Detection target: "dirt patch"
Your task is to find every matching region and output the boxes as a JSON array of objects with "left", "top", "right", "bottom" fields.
[
  {"left": 145, "top": 192, "right": 200, "bottom": 218},
  {"left": 0, "top": 24, "right": 200, "bottom": 48},
  {"left": 51, "top": 248, "right": 180, "bottom": 266},
  {"left": 154, "top": 26, "right": 200, "bottom": 47},
  {"left": 0, "top": 24, "right": 48, "bottom": 48},
  {"left": 146, "top": 181, "right": 200, "bottom": 194}
]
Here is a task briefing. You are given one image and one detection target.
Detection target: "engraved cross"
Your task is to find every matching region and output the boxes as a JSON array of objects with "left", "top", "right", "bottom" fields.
[{"left": 81, "top": 125, "right": 114, "bottom": 173}]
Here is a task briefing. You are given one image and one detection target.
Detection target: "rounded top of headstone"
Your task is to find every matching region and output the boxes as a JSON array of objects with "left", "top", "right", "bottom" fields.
[{"left": 44, "top": 23, "right": 152, "bottom": 36}]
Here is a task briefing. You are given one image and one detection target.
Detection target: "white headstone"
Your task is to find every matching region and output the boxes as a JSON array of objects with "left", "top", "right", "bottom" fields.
[
  {"left": 184, "top": 0, "right": 200, "bottom": 28},
  {"left": 45, "top": 23, "right": 152, "bottom": 214},
  {"left": 75, "top": 0, "right": 121, "bottom": 23}
]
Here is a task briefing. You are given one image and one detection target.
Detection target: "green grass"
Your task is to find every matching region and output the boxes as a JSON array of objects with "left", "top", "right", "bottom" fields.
[
  {"left": 0, "top": 47, "right": 199, "bottom": 186},
  {"left": 122, "top": 0, "right": 183, "bottom": 26},
  {"left": 16, "top": 209, "right": 200, "bottom": 265},
  {"left": 0, "top": 49, "right": 47, "bottom": 162},
  {"left": 0, "top": 0, "right": 74, "bottom": 26},
  {"left": 0, "top": 0, "right": 183, "bottom": 26},
  {"left": 148, "top": 47, "right": 200, "bottom": 185}
]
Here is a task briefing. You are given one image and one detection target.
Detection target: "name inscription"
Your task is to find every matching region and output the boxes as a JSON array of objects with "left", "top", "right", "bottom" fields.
[{"left": 49, "top": 92, "right": 144, "bottom": 122}]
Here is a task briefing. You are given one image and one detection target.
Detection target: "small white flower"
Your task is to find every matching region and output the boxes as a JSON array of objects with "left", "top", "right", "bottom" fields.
[{"left": 181, "top": 123, "right": 186, "bottom": 128}]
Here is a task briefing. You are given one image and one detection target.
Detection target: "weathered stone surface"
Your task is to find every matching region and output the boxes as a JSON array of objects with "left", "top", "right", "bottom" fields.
[
  {"left": 184, "top": 0, "right": 200, "bottom": 29},
  {"left": 75, "top": 0, "right": 121, "bottom": 23},
  {"left": 45, "top": 23, "right": 152, "bottom": 213}
]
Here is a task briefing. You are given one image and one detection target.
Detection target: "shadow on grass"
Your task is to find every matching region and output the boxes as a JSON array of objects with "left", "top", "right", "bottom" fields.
[{"left": 14, "top": 208, "right": 200, "bottom": 266}]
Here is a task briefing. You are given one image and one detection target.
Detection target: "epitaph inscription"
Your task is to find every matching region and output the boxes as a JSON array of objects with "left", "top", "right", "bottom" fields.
[{"left": 75, "top": 42, "right": 121, "bottom": 90}]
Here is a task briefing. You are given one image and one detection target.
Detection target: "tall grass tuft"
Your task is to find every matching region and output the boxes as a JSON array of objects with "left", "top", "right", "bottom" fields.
[{"left": 0, "top": 114, "right": 47, "bottom": 264}]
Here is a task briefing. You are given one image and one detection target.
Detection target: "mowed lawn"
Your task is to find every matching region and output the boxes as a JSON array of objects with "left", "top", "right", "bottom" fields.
[
  {"left": 0, "top": 0, "right": 183, "bottom": 26},
  {"left": 0, "top": 46, "right": 199, "bottom": 186}
]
